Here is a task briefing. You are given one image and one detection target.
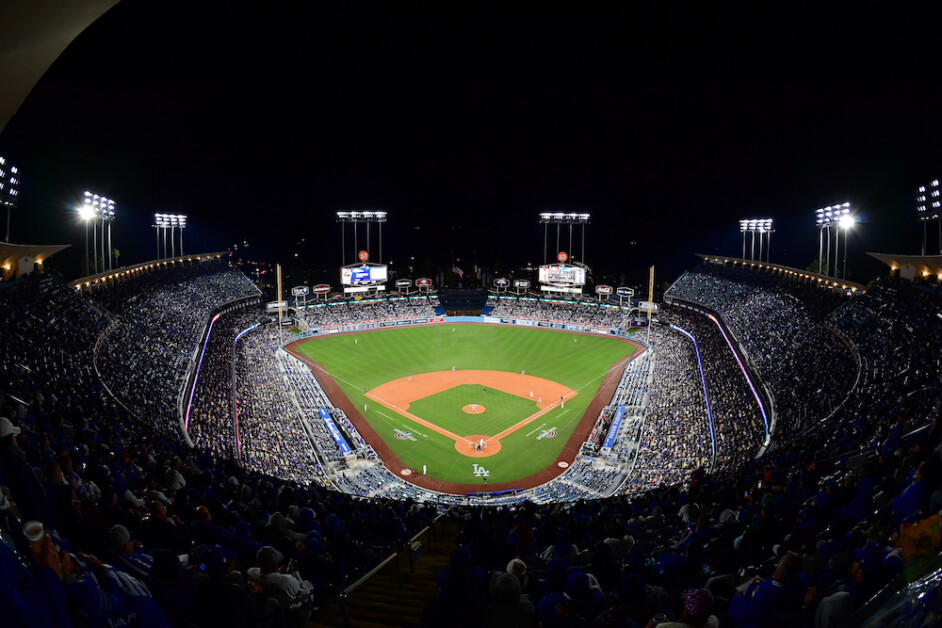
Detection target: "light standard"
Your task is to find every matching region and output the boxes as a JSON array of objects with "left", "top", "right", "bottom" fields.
[
  {"left": 154, "top": 213, "right": 188, "bottom": 259},
  {"left": 83, "top": 191, "right": 115, "bottom": 274},
  {"left": 104, "top": 206, "right": 115, "bottom": 271},
  {"left": 814, "top": 203, "right": 850, "bottom": 276},
  {"left": 739, "top": 220, "right": 748, "bottom": 259},
  {"left": 739, "top": 218, "right": 773, "bottom": 261},
  {"left": 539, "top": 212, "right": 591, "bottom": 265},
  {"left": 336, "top": 210, "right": 388, "bottom": 265},
  {"left": 78, "top": 202, "right": 95, "bottom": 276},
  {"left": 177, "top": 215, "right": 187, "bottom": 255},
  {"left": 0, "top": 156, "right": 20, "bottom": 243},
  {"left": 839, "top": 213, "right": 855, "bottom": 280},
  {"left": 758, "top": 219, "right": 773, "bottom": 262},
  {"left": 916, "top": 180, "right": 941, "bottom": 255}
]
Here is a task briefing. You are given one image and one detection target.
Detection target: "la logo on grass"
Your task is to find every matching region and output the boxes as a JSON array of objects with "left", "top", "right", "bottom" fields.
[{"left": 472, "top": 464, "right": 490, "bottom": 477}]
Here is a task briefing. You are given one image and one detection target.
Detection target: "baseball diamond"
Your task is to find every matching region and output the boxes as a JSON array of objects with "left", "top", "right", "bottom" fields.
[{"left": 286, "top": 323, "right": 640, "bottom": 494}]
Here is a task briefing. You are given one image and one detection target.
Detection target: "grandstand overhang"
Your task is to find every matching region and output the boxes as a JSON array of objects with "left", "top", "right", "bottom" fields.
[
  {"left": 695, "top": 254, "right": 867, "bottom": 294},
  {"left": 0, "top": 1, "right": 121, "bottom": 134},
  {"left": 867, "top": 252, "right": 942, "bottom": 282},
  {"left": 0, "top": 241, "right": 69, "bottom": 280},
  {"left": 68, "top": 251, "right": 230, "bottom": 292}
]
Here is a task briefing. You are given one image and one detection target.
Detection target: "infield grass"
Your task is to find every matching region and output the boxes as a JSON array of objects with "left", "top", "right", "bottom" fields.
[{"left": 295, "top": 324, "right": 633, "bottom": 487}]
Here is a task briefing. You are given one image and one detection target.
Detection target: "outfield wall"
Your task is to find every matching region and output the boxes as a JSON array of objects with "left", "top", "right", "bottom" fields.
[{"left": 291, "top": 314, "right": 640, "bottom": 341}]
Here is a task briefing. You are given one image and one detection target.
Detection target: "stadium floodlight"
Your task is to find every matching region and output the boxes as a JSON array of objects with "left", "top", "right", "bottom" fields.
[
  {"left": 78, "top": 202, "right": 96, "bottom": 276},
  {"left": 336, "top": 210, "right": 387, "bottom": 222},
  {"left": 739, "top": 218, "right": 774, "bottom": 262},
  {"left": 82, "top": 191, "right": 116, "bottom": 274},
  {"left": 539, "top": 211, "right": 591, "bottom": 267},
  {"left": 538, "top": 212, "right": 591, "bottom": 223},
  {"left": 839, "top": 214, "right": 855, "bottom": 280},
  {"left": 0, "top": 155, "right": 20, "bottom": 242},
  {"left": 336, "top": 210, "right": 388, "bottom": 265},
  {"left": 916, "top": 179, "right": 942, "bottom": 255},
  {"left": 154, "top": 213, "right": 188, "bottom": 259},
  {"left": 814, "top": 202, "right": 850, "bottom": 277}
]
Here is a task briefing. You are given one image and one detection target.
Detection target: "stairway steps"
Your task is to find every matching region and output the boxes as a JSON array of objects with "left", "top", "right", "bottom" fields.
[{"left": 307, "top": 518, "right": 460, "bottom": 628}]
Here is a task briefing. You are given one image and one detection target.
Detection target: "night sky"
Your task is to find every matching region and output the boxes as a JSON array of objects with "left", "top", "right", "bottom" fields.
[{"left": 3, "top": 2, "right": 942, "bottom": 287}]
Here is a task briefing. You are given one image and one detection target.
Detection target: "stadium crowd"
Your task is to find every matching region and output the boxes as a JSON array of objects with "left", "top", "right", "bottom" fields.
[
  {"left": 487, "top": 297, "right": 635, "bottom": 328},
  {"left": 233, "top": 324, "right": 322, "bottom": 482},
  {"left": 424, "top": 281, "right": 942, "bottom": 627},
  {"left": 94, "top": 268, "right": 259, "bottom": 434},
  {"left": 1, "top": 260, "right": 941, "bottom": 627},
  {"left": 624, "top": 323, "right": 713, "bottom": 494},
  {"left": 0, "top": 269, "right": 443, "bottom": 627},
  {"left": 658, "top": 307, "right": 769, "bottom": 471},
  {"left": 185, "top": 305, "right": 264, "bottom": 460},
  {"left": 666, "top": 268, "right": 858, "bottom": 441},
  {"left": 296, "top": 296, "right": 440, "bottom": 329}
]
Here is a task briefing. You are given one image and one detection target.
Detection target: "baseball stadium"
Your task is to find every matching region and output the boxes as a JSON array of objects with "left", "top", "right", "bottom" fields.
[
  {"left": 3, "top": 5, "right": 942, "bottom": 628},
  {"left": 1, "top": 221, "right": 940, "bottom": 627}
]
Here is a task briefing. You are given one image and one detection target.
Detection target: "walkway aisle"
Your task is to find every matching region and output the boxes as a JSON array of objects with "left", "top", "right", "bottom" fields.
[{"left": 309, "top": 516, "right": 459, "bottom": 628}]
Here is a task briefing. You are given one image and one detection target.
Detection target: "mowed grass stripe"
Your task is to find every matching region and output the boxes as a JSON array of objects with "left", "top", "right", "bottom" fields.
[{"left": 297, "top": 324, "right": 633, "bottom": 485}]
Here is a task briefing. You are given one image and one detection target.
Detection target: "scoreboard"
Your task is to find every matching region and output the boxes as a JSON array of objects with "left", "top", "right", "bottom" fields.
[
  {"left": 340, "top": 264, "right": 388, "bottom": 285},
  {"left": 538, "top": 264, "right": 586, "bottom": 286}
]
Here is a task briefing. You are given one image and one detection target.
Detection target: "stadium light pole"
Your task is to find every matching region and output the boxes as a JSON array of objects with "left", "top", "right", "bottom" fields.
[
  {"left": 815, "top": 203, "right": 849, "bottom": 277},
  {"left": 839, "top": 213, "right": 855, "bottom": 280},
  {"left": 336, "top": 210, "right": 388, "bottom": 264},
  {"left": 539, "top": 212, "right": 590, "bottom": 264},
  {"left": 739, "top": 220, "right": 748, "bottom": 259},
  {"left": 84, "top": 192, "right": 115, "bottom": 272},
  {"left": 916, "top": 180, "right": 941, "bottom": 255},
  {"left": 764, "top": 219, "right": 774, "bottom": 262},
  {"left": 740, "top": 219, "right": 773, "bottom": 262},
  {"left": 155, "top": 214, "right": 187, "bottom": 259},
  {"left": 0, "top": 156, "right": 20, "bottom": 243},
  {"left": 815, "top": 209, "right": 826, "bottom": 274},
  {"left": 106, "top": 207, "right": 115, "bottom": 270},
  {"left": 749, "top": 220, "right": 756, "bottom": 261},
  {"left": 78, "top": 202, "right": 95, "bottom": 276},
  {"left": 82, "top": 192, "right": 99, "bottom": 274}
]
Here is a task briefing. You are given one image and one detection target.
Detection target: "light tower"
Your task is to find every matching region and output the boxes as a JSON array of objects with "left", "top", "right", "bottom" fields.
[
  {"left": 0, "top": 156, "right": 20, "bottom": 242},
  {"left": 814, "top": 203, "right": 850, "bottom": 277},
  {"left": 154, "top": 214, "right": 188, "bottom": 259},
  {"left": 78, "top": 201, "right": 95, "bottom": 276},
  {"left": 916, "top": 180, "right": 941, "bottom": 255},
  {"left": 82, "top": 191, "right": 116, "bottom": 274},
  {"left": 739, "top": 218, "right": 773, "bottom": 262},
  {"left": 336, "top": 210, "right": 387, "bottom": 265},
  {"left": 839, "top": 213, "right": 855, "bottom": 280},
  {"left": 538, "top": 212, "right": 590, "bottom": 265}
]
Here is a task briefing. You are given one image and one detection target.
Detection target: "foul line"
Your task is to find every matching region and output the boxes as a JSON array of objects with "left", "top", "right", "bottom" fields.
[
  {"left": 366, "top": 392, "right": 472, "bottom": 445},
  {"left": 488, "top": 392, "right": 577, "bottom": 441}
]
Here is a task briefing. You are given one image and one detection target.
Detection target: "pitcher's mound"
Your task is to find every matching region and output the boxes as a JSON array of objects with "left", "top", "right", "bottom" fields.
[{"left": 462, "top": 404, "right": 485, "bottom": 414}]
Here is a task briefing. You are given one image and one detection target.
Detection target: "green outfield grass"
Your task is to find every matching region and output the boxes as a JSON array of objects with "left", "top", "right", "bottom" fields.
[
  {"left": 408, "top": 385, "right": 535, "bottom": 436},
  {"left": 296, "top": 324, "right": 633, "bottom": 487}
]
